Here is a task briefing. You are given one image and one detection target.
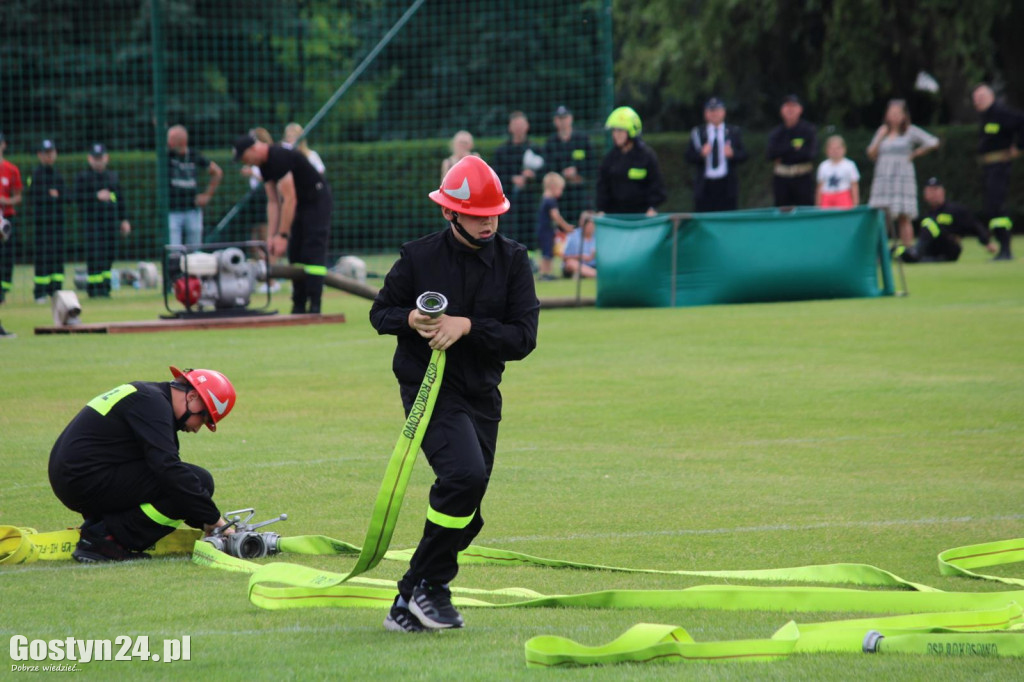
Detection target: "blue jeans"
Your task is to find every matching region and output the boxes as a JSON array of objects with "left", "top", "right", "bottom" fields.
[{"left": 168, "top": 209, "right": 204, "bottom": 247}]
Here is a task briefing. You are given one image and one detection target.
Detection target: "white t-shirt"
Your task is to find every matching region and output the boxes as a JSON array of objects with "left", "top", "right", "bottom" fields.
[{"left": 816, "top": 158, "right": 860, "bottom": 193}]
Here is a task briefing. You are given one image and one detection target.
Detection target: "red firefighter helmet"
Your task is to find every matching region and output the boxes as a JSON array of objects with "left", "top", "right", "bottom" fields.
[
  {"left": 169, "top": 366, "right": 236, "bottom": 431},
  {"left": 429, "top": 156, "right": 510, "bottom": 216}
]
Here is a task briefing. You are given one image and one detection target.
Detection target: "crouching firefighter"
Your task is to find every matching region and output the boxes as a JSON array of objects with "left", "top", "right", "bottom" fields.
[{"left": 48, "top": 366, "right": 237, "bottom": 563}]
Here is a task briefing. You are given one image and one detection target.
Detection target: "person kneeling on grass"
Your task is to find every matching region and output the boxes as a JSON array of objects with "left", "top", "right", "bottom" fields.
[
  {"left": 369, "top": 156, "right": 539, "bottom": 632},
  {"left": 48, "top": 366, "right": 237, "bottom": 562},
  {"left": 895, "top": 177, "right": 998, "bottom": 263}
]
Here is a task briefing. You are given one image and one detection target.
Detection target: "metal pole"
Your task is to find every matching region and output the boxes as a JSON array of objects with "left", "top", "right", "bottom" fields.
[
  {"left": 150, "top": 0, "right": 169, "bottom": 257},
  {"left": 210, "top": 0, "right": 429, "bottom": 238}
]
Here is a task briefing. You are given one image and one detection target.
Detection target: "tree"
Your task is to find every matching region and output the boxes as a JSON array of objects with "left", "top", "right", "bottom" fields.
[{"left": 612, "top": 0, "right": 1013, "bottom": 131}]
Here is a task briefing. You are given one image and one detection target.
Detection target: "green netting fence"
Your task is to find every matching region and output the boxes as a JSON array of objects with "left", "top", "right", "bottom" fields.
[{"left": 0, "top": 0, "right": 613, "bottom": 302}]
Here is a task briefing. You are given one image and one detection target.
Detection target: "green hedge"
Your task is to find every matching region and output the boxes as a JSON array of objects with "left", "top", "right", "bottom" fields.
[{"left": 6, "top": 125, "right": 1021, "bottom": 262}]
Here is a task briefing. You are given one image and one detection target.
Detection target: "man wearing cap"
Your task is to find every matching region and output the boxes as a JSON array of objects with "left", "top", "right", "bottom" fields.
[
  {"left": 895, "top": 177, "right": 998, "bottom": 263},
  {"left": 232, "top": 132, "right": 332, "bottom": 315},
  {"left": 28, "top": 140, "right": 67, "bottom": 302},
  {"left": 685, "top": 97, "right": 748, "bottom": 212},
  {"left": 370, "top": 155, "right": 539, "bottom": 632},
  {"left": 48, "top": 366, "right": 237, "bottom": 562},
  {"left": 166, "top": 125, "right": 222, "bottom": 283},
  {"left": 543, "top": 105, "right": 594, "bottom": 225},
  {"left": 972, "top": 84, "right": 1024, "bottom": 260},
  {"left": 0, "top": 132, "right": 23, "bottom": 305},
  {"left": 73, "top": 143, "right": 131, "bottom": 298},
  {"left": 766, "top": 95, "right": 818, "bottom": 207}
]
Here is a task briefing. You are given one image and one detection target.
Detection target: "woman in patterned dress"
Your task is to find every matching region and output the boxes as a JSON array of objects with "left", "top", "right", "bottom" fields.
[{"left": 867, "top": 100, "right": 940, "bottom": 247}]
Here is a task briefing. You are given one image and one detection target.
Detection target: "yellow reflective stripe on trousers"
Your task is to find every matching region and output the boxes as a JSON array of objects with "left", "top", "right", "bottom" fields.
[
  {"left": 426, "top": 505, "right": 475, "bottom": 529},
  {"left": 304, "top": 264, "right": 328, "bottom": 276},
  {"left": 140, "top": 503, "right": 182, "bottom": 528},
  {"left": 990, "top": 217, "right": 1013, "bottom": 230}
]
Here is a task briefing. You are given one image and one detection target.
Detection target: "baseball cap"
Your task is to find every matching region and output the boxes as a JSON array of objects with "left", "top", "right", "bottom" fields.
[
  {"left": 924, "top": 176, "right": 943, "bottom": 187},
  {"left": 704, "top": 97, "right": 725, "bottom": 110},
  {"left": 553, "top": 105, "right": 572, "bottom": 117},
  {"left": 782, "top": 94, "right": 802, "bottom": 105},
  {"left": 232, "top": 133, "right": 257, "bottom": 160},
  {"left": 88, "top": 143, "right": 106, "bottom": 157},
  {"left": 39, "top": 139, "right": 55, "bottom": 152}
]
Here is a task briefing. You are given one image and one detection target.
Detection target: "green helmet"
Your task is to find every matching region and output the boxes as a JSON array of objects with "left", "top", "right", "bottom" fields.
[{"left": 604, "top": 106, "right": 642, "bottom": 138}]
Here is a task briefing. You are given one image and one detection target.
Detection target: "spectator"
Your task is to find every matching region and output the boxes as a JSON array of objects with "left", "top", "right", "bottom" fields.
[
  {"left": 685, "top": 97, "right": 748, "bottom": 212},
  {"left": 232, "top": 133, "right": 333, "bottom": 315},
  {"left": 896, "top": 177, "right": 997, "bottom": 263},
  {"left": 972, "top": 83, "right": 1024, "bottom": 260},
  {"left": 493, "top": 111, "right": 544, "bottom": 247},
  {"left": 283, "top": 122, "right": 326, "bottom": 176},
  {"left": 816, "top": 135, "right": 860, "bottom": 209},
  {"left": 595, "top": 106, "right": 666, "bottom": 215},
  {"left": 167, "top": 125, "right": 222, "bottom": 248},
  {"left": 0, "top": 132, "right": 23, "bottom": 305},
  {"left": 74, "top": 144, "right": 130, "bottom": 298},
  {"left": 369, "top": 155, "right": 538, "bottom": 632},
  {"left": 29, "top": 139, "right": 68, "bottom": 302},
  {"left": 543, "top": 105, "right": 594, "bottom": 224},
  {"left": 536, "top": 172, "right": 575, "bottom": 281},
  {"left": 767, "top": 94, "right": 817, "bottom": 206},
  {"left": 866, "top": 99, "right": 939, "bottom": 248},
  {"left": 440, "top": 130, "right": 478, "bottom": 181},
  {"left": 562, "top": 210, "right": 597, "bottom": 279},
  {"left": 240, "top": 127, "right": 280, "bottom": 293}
]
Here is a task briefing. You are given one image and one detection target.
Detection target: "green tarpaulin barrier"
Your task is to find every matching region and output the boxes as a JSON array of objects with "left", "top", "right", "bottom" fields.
[{"left": 595, "top": 207, "right": 894, "bottom": 308}]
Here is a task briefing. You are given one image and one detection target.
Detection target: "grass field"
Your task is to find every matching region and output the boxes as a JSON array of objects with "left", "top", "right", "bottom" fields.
[{"left": 1, "top": 245, "right": 1022, "bottom": 681}]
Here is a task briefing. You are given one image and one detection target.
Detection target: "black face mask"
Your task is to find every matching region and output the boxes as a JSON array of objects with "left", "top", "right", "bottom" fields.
[
  {"left": 451, "top": 212, "right": 495, "bottom": 248},
  {"left": 172, "top": 385, "right": 206, "bottom": 431}
]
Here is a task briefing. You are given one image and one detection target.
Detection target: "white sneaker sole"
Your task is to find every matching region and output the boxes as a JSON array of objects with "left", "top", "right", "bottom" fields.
[{"left": 409, "top": 600, "right": 463, "bottom": 629}]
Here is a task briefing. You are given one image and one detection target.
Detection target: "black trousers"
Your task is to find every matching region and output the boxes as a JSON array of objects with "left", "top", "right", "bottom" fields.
[
  {"left": 84, "top": 223, "right": 116, "bottom": 297},
  {"left": 397, "top": 389, "right": 499, "bottom": 598},
  {"left": 983, "top": 162, "right": 1013, "bottom": 253},
  {"left": 695, "top": 177, "right": 737, "bottom": 212},
  {"left": 772, "top": 174, "right": 815, "bottom": 207},
  {"left": 0, "top": 217, "right": 14, "bottom": 303},
  {"left": 900, "top": 233, "right": 961, "bottom": 263},
  {"left": 33, "top": 219, "right": 65, "bottom": 298},
  {"left": 49, "top": 460, "right": 215, "bottom": 551},
  {"left": 288, "top": 187, "right": 332, "bottom": 313}
]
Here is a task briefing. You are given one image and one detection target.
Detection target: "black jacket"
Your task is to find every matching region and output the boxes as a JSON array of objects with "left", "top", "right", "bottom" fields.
[
  {"left": 977, "top": 102, "right": 1024, "bottom": 154},
  {"left": 48, "top": 381, "right": 220, "bottom": 525},
  {"left": 28, "top": 164, "right": 67, "bottom": 226},
  {"left": 685, "top": 123, "right": 749, "bottom": 194},
  {"left": 543, "top": 130, "right": 595, "bottom": 181},
  {"left": 595, "top": 140, "right": 667, "bottom": 214},
  {"left": 74, "top": 167, "right": 127, "bottom": 226},
  {"left": 766, "top": 119, "right": 818, "bottom": 166},
  {"left": 369, "top": 229, "right": 539, "bottom": 410}
]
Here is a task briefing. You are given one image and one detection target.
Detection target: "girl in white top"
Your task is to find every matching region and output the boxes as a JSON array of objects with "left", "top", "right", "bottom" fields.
[{"left": 816, "top": 135, "right": 860, "bottom": 209}]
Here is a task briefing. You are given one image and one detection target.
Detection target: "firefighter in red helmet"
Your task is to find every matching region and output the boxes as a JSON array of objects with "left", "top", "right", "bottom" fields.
[
  {"left": 370, "top": 155, "right": 539, "bottom": 632},
  {"left": 48, "top": 366, "right": 237, "bottom": 562}
]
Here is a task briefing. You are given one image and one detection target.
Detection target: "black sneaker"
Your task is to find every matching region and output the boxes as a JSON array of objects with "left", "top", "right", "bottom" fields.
[
  {"left": 383, "top": 596, "right": 426, "bottom": 633},
  {"left": 409, "top": 580, "right": 463, "bottom": 629},
  {"left": 72, "top": 522, "right": 150, "bottom": 563},
  {"left": 992, "top": 250, "right": 1014, "bottom": 261},
  {"left": 0, "top": 321, "right": 14, "bottom": 339}
]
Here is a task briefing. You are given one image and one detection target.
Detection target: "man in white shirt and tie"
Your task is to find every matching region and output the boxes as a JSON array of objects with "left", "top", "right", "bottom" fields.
[{"left": 685, "top": 97, "right": 748, "bottom": 212}]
